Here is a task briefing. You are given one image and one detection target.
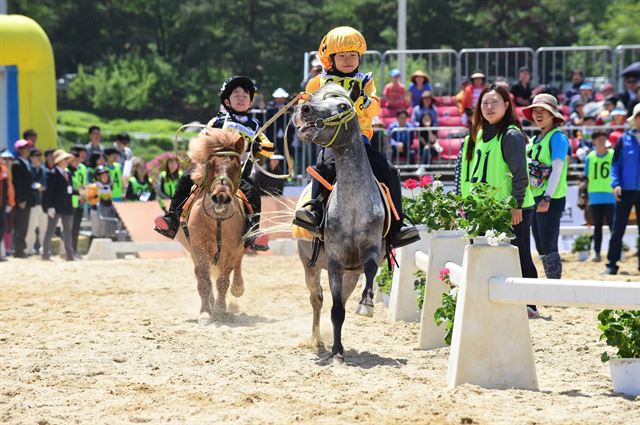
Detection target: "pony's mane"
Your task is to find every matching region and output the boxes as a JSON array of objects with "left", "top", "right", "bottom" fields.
[{"left": 188, "top": 128, "right": 243, "bottom": 185}]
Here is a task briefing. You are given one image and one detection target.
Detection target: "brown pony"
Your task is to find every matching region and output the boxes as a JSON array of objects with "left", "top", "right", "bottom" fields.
[{"left": 177, "top": 128, "right": 247, "bottom": 321}]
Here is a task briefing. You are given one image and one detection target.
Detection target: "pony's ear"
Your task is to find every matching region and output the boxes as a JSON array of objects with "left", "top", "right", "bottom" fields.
[{"left": 232, "top": 134, "right": 245, "bottom": 154}]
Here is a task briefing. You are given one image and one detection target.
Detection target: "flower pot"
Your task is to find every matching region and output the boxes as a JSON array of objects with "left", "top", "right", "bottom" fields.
[
  {"left": 382, "top": 293, "right": 390, "bottom": 307},
  {"left": 577, "top": 250, "right": 590, "bottom": 261},
  {"left": 609, "top": 357, "right": 640, "bottom": 396},
  {"left": 472, "top": 236, "right": 512, "bottom": 246}
]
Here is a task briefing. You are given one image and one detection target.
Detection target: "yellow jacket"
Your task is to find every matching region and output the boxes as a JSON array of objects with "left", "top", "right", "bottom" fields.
[{"left": 305, "top": 74, "right": 380, "bottom": 140}]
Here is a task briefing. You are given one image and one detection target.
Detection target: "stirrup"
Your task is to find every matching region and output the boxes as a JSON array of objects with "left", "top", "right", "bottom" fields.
[
  {"left": 154, "top": 216, "right": 177, "bottom": 239},
  {"left": 392, "top": 226, "right": 421, "bottom": 248},
  {"left": 293, "top": 210, "right": 322, "bottom": 237}
]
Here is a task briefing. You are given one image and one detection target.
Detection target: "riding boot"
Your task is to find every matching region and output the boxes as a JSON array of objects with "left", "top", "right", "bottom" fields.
[
  {"left": 541, "top": 252, "right": 562, "bottom": 279},
  {"left": 294, "top": 177, "right": 328, "bottom": 238},
  {"left": 154, "top": 173, "right": 194, "bottom": 239},
  {"left": 244, "top": 214, "right": 270, "bottom": 251},
  {"left": 387, "top": 170, "right": 420, "bottom": 248}
]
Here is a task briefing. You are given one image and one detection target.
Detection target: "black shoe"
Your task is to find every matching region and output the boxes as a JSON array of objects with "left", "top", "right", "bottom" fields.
[
  {"left": 391, "top": 225, "right": 421, "bottom": 248},
  {"left": 13, "top": 251, "right": 28, "bottom": 259},
  {"left": 293, "top": 209, "right": 322, "bottom": 237},
  {"left": 602, "top": 266, "right": 618, "bottom": 275}
]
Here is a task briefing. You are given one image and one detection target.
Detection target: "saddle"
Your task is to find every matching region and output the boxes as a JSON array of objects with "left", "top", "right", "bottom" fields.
[{"left": 291, "top": 181, "right": 396, "bottom": 241}]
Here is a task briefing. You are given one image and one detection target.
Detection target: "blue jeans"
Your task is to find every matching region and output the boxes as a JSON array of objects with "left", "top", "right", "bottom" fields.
[
  {"left": 606, "top": 190, "right": 640, "bottom": 269},
  {"left": 531, "top": 196, "right": 565, "bottom": 255}
]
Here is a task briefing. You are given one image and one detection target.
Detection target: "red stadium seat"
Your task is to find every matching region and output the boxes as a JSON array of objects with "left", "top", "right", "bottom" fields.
[
  {"left": 435, "top": 96, "right": 456, "bottom": 106},
  {"left": 439, "top": 115, "right": 463, "bottom": 127},
  {"left": 437, "top": 106, "right": 460, "bottom": 117},
  {"left": 437, "top": 138, "right": 463, "bottom": 160},
  {"left": 437, "top": 129, "right": 452, "bottom": 138},
  {"left": 382, "top": 117, "right": 396, "bottom": 128},
  {"left": 569, "top": 137, "right": 580, "bottom": 156},
  {"left": 560, "top": 105, "right": 570, "bottom": 116},
  {"left": 515, "top": 106, "right": 527, "bottom": 119}
]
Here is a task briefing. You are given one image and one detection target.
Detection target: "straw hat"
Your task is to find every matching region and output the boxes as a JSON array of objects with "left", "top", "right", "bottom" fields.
[
  {"left": 470, "top": 71, "right": 485, "bottom": 80},
  {"left": 411, "top": 70, "right": 430, "bottom": 84},
  {"left": 52, "top": 149, "right": 73, "bottom": 164},
  {"left": 628, "top": 103, "right": 640, "bottom": 128},
  {"left": 522, "top": 94, "right": 565, "bottom": 123}
]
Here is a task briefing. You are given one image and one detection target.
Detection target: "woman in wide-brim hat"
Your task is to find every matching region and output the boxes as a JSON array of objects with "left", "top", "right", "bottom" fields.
[
  {"left": 407, "top": 70, "right": 432, "bottom": 107},
  {"left": 524, "top": 93, "right": 570, "bottom": 283}
]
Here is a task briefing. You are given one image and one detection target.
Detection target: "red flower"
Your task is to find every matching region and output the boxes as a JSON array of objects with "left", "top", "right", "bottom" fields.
[
  {"left": 419, "top": 175, "right": 433, "bottom": 188},
  {"left": 439, "top": 267, "right": 450, "bottom": 282},
  {"left": 403, "top": 178, "right": 418, "bottom": 189}
]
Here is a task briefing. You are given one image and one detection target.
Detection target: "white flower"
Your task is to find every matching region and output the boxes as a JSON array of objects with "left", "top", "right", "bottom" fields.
[
  {"left": 486, "top": 235, "right": 499, "bottom": 246},
  {"left": 497, "top": 232, "right": 508, "bottom": 242},
  {"left": 432, "top": 180, "right": 444, "bottom": 189},
  {"left": 485, "top": 229, "right": 496, "bottom": 238}
]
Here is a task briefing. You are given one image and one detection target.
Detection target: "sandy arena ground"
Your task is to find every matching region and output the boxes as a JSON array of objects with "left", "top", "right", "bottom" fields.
[{"left": 1, "top": 252, "right": 639, "bottom": 424}]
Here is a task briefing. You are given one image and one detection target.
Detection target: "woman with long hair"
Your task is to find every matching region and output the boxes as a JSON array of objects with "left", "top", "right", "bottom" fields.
[{"left": 466, "top": 83, "right": 539, "bottom": 318}]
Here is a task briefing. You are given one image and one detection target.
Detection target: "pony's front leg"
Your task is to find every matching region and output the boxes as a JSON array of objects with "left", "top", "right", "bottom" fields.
[
  {"left": 327, "top": 259, "right": 345, "bottom": 363},
  {"left": 230, "top": 260, "right": 244, "bottom": 297},
  {"left": 304, "top": 264, "right": 323, "bottom": 348},
  {"left": 356, "top": 247, "right": 379, "bottom": 317},
  {"left": 214, "top": 267, "right": 232, "bottom": 319},
  {"left": 193, "top": 251, "right": 214, "bottom": 320}
]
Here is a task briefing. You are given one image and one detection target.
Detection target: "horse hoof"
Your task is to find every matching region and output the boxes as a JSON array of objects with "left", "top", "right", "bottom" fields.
[
  {"left": 355, "top": 303, "right": 374, "bottom": 317},
  {"left": 230, "top": 284, "right": 244, "bottom": 297},
  {"left": 197, "top": 312, "right": 213, "bottom": 325},
  {"left": 332, "top": 353, "right": 344, "bottom": 365}
]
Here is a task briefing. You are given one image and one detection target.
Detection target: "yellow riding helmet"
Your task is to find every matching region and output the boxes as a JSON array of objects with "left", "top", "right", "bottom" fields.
[{"left": 317, "top": 26, "right": 367, "bottom": 70}]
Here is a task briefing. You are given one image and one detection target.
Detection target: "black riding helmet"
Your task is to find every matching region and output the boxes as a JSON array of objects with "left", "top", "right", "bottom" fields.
[
  {"left": 220, "top": 76, "right": 256, "bottom": 105},
  {"left": 95, "top": 165, "right": 110, "bottom": 179}
]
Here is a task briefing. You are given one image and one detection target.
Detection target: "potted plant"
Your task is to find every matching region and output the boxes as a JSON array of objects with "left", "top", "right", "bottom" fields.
[
  {"left": 458, "top": 184, "right": 515, "bottom": 244},
  {"left": 572, "top": 234, "right": 592, "bottom": 261},
  {"left": 414, "top": 270, "right": 426, "bottom": 311},
  {"left": 403, "top": 175, "right": 463, "bottom": 233},
  {"left": 375, "top": 266, "right": 393, "bottom": 306},
  {"left": 598, "top": 309, "right": 640, "bottom": 396},
  {"left": 433, "top": 267, "right": 457, "bottom": 346}
]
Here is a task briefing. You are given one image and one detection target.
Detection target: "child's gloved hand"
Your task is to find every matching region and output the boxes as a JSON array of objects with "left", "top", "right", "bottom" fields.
[
  {"left": 251, "top": 141, "right": 262, "bottom": 155},
  {"left": 353, "top": 94, "right": 371, "bottom": 113}
]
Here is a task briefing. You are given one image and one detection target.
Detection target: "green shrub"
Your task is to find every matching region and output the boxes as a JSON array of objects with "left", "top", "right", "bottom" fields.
[
  {"left": 375, "top": 266, "right": 394, "bottom": 295},
  {"left": 598, "top": 309, "right": 640, "bottom": 361}
]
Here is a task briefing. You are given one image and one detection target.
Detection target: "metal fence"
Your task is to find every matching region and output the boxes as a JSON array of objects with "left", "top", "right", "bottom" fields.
[
  {"left": 302, "top": 44, "right": 638, "bottom": 96},
  {"left": 614, "top": 44, "right": 640, "bottom": 92},
  {"left": 537, "top": 46, "right": 614, "bottom": 93},
  {"left": 382, "top": 49, "right": 458, "bottom": 96},
  {"left": 457, "top": 48, "right": 536, "bottom": 87}
]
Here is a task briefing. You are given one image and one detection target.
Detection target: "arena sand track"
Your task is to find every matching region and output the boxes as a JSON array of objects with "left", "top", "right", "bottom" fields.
[{"left": 1, "top": 253, "right": 638, "bottom": 424}]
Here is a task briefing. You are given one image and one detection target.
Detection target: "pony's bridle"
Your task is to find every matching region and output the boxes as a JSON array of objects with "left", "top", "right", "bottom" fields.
[
  {"left": 299, "top": 91, "right": 357, "bottom": 148},
  {"left": 201, "top": 150, "right": 241, "bottom": 197}
]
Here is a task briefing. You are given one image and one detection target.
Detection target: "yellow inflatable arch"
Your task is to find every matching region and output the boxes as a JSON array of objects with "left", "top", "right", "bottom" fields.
[{"left": 0, "top": 15, "right": 56, "bottom": 151}]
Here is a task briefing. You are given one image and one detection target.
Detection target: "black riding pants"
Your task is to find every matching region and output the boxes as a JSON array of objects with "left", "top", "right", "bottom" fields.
[{"left": 309, "top": 144, "right": 404, "bottom": 222}]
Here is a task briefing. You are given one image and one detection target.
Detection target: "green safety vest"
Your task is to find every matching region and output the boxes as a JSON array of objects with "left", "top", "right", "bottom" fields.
[
  {"left": 586, "top": 149, "right": 614, "bottom": 194},
  {"left": 70, "top": 163, "right": 88, "bottom": 208},
  {"left": 161, "top": 170, "right": 182, "bottom": 197},
  {"left": 527, "top": 127, "right": 568, "bottom": 199},
  {"left": 459, "top": 135, "right": 471, "bottom": 198},
  {"left": 128, "top": 176, "right": 151, "bottom": 196},
  {"left": 469, "top": 125, "right": 535, "bottom": 208},
  {"left": 108, "top": 162, "right": 123, "bottom": 199}
]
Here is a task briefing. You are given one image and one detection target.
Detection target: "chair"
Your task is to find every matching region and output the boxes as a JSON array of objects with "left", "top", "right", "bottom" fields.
[
  {"left": 437, "top": 106, "right": 460, "bottom": 117},
  {"left": 436, "top": 138, "right": 463, "bottom": 161},
  {"left": 435, "top": 96, "right": 456, "bottom": 106},
  {"left": 439, "top": 116, "right": 463, "bottom": 127}
]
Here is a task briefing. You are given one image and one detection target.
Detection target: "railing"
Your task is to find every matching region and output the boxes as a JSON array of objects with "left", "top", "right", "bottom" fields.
[
  {"left": 614, "top": 44, "right": 640, "bottom": 92},
  {"left": 537, "top": 46, "right": 614, "bottom": 92},
  {"left": 382, "top": 49, "right": 458, "bottom": 96},
  {"left": 302, "top": 44, "right": 639, "bottom": 96},
  {"left": 458, "top": 47, "right": 536, "bottom": 87}
]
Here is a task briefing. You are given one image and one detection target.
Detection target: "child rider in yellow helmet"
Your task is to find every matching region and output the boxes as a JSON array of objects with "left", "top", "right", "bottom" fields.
[{"left": 293, "top": 26, "right": 419, "bottom": 248}]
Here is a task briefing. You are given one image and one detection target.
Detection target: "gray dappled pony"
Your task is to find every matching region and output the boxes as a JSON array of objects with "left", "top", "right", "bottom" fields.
[{"left": 294, "top": 85, "right": 386, "bottom": 363}]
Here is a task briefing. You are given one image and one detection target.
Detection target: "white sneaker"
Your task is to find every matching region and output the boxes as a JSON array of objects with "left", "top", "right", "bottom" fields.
[{"left": 527, "top": 306, "right": 540, "bottom": 319}]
